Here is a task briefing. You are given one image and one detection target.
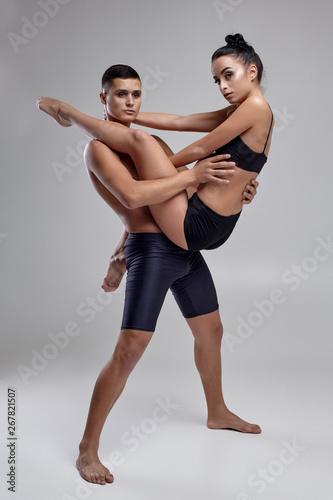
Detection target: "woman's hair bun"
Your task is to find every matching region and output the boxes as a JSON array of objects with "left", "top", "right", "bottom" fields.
[
  {"left": 212, "top": 33, "right": 263, "bottom": 84},
  {"left": 225, "top": 33, "right": 247, "bottom": 48}
]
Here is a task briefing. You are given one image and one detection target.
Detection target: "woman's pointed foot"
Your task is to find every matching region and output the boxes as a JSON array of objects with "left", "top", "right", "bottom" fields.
[{"left": 36, "top": 97, "right": 72, "bottom": 127}]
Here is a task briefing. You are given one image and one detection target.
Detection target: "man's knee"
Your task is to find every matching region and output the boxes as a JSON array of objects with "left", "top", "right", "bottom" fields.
[
  {"left": 113, "top": 330, "right": 152, "bottom": 371},
  {"left": 189, "top": 311, "right": 223, "bottom": 343},
  {"left": 211, "top": 321, "right": 223, "bottom": 342}
]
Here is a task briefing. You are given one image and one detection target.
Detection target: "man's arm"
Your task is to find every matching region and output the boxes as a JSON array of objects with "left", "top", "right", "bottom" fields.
[
  {"left": 242, "top": 180, "right": 259, "bottom": 205},
  {"left": 102, "top": 228, "right": 128, "bottom": 293},
  {"left": 84, "top": 140, "right": 234, "bottom": 210}
]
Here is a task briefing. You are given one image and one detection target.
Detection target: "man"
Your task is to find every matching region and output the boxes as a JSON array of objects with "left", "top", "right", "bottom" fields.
[{"left": 37, "top": 65, "right": 260, "bottom": 486}]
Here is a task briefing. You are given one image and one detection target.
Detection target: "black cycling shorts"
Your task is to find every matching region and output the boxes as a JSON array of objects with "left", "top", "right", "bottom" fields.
[{"left": 121, "top": 233, "right": 219, "bottom": 332}]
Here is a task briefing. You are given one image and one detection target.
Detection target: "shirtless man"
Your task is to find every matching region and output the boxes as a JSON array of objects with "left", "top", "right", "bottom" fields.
[{"left": 37, "top": 64, "right": 260, "bottom": 486}]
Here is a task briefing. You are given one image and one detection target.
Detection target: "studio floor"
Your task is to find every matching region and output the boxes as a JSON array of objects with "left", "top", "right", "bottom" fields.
[{"left": 2, "top": 317, "right": 332, "bottom": 500}]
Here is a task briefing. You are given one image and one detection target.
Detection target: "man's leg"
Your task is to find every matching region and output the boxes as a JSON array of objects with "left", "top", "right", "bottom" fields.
[
  {"left": 77, "top": 328, "right": 153, "bottom": 485},
  {"left": 78, "top": 233, "right": 189, "bottom": 484},
  {"left": 170, "top": 250, "right": 261, "bottom": 433},
  {"left": 186, "top": 310, "right": 261, "bottom": 433}
]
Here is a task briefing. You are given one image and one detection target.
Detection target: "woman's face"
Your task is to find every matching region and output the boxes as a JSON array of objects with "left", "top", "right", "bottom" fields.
[{"left": 211, "top": 55, "right": 256, "bottom": 104}]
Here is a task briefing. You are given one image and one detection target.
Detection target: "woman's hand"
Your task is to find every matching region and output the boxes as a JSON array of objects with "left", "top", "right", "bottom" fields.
[
  {"left": 242, "top": 179, "right": 259, "bottom": 205},
  {"left": 193, "top": 154, "right": 235, "bottom": 184}
]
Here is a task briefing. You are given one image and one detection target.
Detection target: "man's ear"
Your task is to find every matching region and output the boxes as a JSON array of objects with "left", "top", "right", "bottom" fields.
[{"left": 100, "top": 92, "right": 106, "bottom": 105}]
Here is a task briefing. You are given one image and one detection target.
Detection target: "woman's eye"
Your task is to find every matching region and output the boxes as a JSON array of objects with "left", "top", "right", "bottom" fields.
[
  {"left": 214, "top": 79, "right": 220, "bottom": 85},
  {"left": 225, "top": 73, "right": 232, "bottom": 79}
]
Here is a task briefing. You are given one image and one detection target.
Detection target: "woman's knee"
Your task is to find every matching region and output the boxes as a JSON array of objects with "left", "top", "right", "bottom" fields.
[{"left": 131, "top": 128, "right": 152, "bottom": 147}]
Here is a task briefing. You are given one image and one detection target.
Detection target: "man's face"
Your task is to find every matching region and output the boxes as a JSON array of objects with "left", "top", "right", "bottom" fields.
[{"left": 101, "top": 78, "right": 141, "bottom": 126}]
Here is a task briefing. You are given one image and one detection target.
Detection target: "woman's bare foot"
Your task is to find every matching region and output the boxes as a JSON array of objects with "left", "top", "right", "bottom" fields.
[
  {"left": 102, "top": 252, "right": 126, "bottom": 292},
  {"left": 76, "top": 446, "right": 114, "bottom": 485},
  {"left": 36, "top": 97, "right": 72, "bottom": 127},
  {"left": 207, "top": 408, "right": 261, "bottom": 434}
]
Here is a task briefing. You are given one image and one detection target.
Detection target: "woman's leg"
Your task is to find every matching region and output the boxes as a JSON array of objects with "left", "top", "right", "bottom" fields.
[
  {"left": 186, "top": 310, "right": 261, "bottom": 433},
  {"left": 77, "top": 329, "right": 154, "bottom": 485},
  {"left": 37, "top": 97, "right": 189, "bottom": 248}
]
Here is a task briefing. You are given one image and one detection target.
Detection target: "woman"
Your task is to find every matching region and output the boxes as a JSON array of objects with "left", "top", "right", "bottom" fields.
[{"left": 37, "top": 33, "right": 273, "bottom": 252}]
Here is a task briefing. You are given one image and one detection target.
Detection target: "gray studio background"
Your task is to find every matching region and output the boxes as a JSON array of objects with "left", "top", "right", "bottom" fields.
[{"left": 1, "top": 1, "right": 332, "bottom": 499}]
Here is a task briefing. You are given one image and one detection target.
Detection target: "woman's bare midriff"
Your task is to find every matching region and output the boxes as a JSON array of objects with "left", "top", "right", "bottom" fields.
[{"left": 196, "top": 167, "right": 259, "bottom": 216}]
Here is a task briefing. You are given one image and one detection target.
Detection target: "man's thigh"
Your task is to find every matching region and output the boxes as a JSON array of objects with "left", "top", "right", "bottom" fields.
[
  {"left": 170, "top": 251, "right": 219, "bottom": 320},
  {"left": 121, "top": 233, "right": 195, "bottom": 332}
]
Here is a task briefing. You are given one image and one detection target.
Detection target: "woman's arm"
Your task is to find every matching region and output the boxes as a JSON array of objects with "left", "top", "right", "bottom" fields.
[
  {"left": 170, "top": 97, "right": 266, "bottom": 168},
  {"left": 134, "top": 105, "right": 237, "bottom": 133}
]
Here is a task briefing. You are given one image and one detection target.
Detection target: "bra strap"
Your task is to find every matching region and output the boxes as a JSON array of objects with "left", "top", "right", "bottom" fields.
[{"left": 262, "top": 105, "right": 274, "bottom": 153}]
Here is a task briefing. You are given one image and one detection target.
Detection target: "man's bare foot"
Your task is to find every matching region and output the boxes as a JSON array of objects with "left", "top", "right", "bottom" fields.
[
  {"left": 76, "top": 447, "right": 114, "bottom": 485},
  {"left": 102, "top": 252, "right": 126, "bottom": 292},
  {"left": 36, "top": 97, "right": 72, "bottom": 127},
  {"left": 207, "top": 409, "right": 261, "bottom": 434}
]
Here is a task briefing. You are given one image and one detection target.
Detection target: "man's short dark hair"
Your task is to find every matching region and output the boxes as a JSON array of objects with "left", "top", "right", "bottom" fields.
[{"left": 101, "top": 64, "right": 141, "bottom": 93}]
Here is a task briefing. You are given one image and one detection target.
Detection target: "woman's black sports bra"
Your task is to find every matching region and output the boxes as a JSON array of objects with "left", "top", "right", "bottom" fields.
[{"left": 213, "top": 106, "right": 274, "bottom": 174}]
